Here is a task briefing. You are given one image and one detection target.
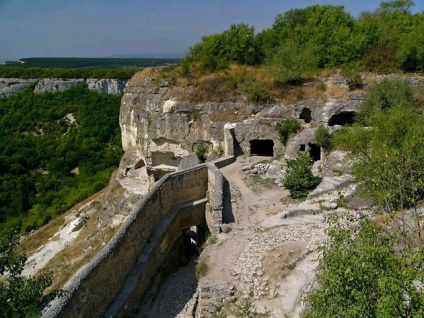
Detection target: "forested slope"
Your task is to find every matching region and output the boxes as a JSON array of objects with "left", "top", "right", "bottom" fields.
[{"left": 0, "top": 83, "right": 123, "bottom": 233}]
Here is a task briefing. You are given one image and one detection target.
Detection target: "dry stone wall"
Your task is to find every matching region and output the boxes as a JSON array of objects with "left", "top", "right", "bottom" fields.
[{"left": 42, "top": 163, "right": 226, "bottom": 318}]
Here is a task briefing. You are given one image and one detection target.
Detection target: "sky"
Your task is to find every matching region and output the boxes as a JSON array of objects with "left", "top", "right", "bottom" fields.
[{"left": 1, "top": 0, "right": 424, "bottom": 61}]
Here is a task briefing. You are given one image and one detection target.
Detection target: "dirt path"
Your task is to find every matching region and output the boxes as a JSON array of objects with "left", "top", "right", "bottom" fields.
[{"left": 144, "top": 155, "right": 327, "bottom": 318}]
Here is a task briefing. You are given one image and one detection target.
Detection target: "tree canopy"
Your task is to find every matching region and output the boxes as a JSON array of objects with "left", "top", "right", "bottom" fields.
[
  {"left": 304, "top": 78, "right": 424, "bottom": 317},
  {"left": 181, "top": 1, "right": 424, "bottom": 78},
  {"left": 0, "top": 83, "right": 123, "bottom": 233},
  {"left": 0, "top": 231, "right": 63, "bottom": 318}
]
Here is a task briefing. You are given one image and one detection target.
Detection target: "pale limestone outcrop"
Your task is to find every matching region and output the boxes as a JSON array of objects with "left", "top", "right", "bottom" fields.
[
  {"left": 34, "top": 78, "right": 84, "bottom": 93},
  {"left": 118, "top": 72, "right": 366, "bottom": 185},
  {"left": 86, "top": 78, "right": 127, "bottom": 95},
  {"left": 0, "top": 78, "right": 127, "bottom": 95},
  {"left": 0, "top": 78, "right": 38, "bottom": 97}
]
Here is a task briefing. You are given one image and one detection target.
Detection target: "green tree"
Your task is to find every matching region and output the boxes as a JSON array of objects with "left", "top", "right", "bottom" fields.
[
  {"left": 0, "top": 231, "right": 63, "bottom": 318},
  {"left": 355, "top": 78, "right": 418, "bottom": 125},
  {"left": 397, "top": 15, "right": 424, "bottom": 71},
  {"left": 181, "top": 23, "right": 260, "bottom": 74},
  {"left": 335, "top": 79, "right": 424, "bottom": 212},
  {"left": 379, "top": 0, "right": 415, "bottom": 13},
  {"left": 303, "top": 214, "right": 424, "bottom": 317},
  {"left": 283, "top": 153, "right": 320, "bottom": 199},
  {"left": 0, "top": 83, "right": 123, "bottom": 233},
  {"left": 271, "top": 5, "right": 361, "bottom": 67},
  {"left": 360, "top": 1, "right": 416, "bottom": 72},
  {"left": 266, "top": 40, "right": 318, "bottom": 84}
]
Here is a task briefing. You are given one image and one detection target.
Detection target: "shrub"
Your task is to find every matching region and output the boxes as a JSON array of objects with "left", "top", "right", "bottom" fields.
[
  {"left": 304, "top": 214, "right": 424, "bottom": 317},
  {"left": 283, "top": 153, "right": 320, "bottom": 199},
  {"left": 195, "top": 142, "right": 208, "bottom": 163},
  {"left": 0, "top": 231, "right": 64, "bottom": 318},
  {"left": 341, "top": 63, "right": 364, "bottom": 91},
  {"left": 315, "top": 125, "right": 333, "bottom": 151},
  {"left": 239, "top": 81, "right": 271, "bottom": 103},
  {"left": 195, "top": 256, "right": 209, "bottom": 278},
  {"left": 345, "top": 73, "right": 363, "bottom": 91},
  {"left": 266, "top": 40, "right": 318, "bottom": 84},
  {"left": 275, "top": 118, "right": 301, "bottom": 145}
]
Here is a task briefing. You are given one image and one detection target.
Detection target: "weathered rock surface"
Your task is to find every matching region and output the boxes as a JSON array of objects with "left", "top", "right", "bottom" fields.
[
  {"left": 118, "top": 73, "right": 365, "bottom": 187},
  {"left": 34, "top": 78, "right": 85, "bottom": 93},
  {"left": 86, "top": 78, "right": 126, "bottom": 95},
  {"left": 0, "top": 78, "right": 38, "bottom": 97},
  {"left": 1, "top": 78, "right": 127, "bottom": 96}
]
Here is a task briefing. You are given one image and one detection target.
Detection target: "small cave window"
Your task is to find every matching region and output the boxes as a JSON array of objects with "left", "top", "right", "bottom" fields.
[
  {"left": 299, "top": 108, "right": 312, "bottom": 123},
  {"left": 299, "top": 144, "right": 306, "bottom": 152},
  {"left": 328, "top": 111, "right": 356, "bottom": 126},
  {"left": 134, "top": 159, "right": 145, "bottom": 170},
  {"left": 250, "top": 139, "right": 274, "bottom": 157},
  {"left": 308, "top": 143, "right": 321, "bottom": 161}
]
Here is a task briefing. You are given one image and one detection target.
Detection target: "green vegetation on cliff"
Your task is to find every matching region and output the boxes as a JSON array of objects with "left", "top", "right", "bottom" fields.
[
  {"left": 0, "top": 83, "right": 123, "bottom": 233},
  {"left": 0, "top": 231, "right": 63, "bottom": 317},
  {"left": 181, "top": 0, "right": 424, "bottom": 79},
  {"left": 303, "top": 79, "right": 424, "bottom": 317}
]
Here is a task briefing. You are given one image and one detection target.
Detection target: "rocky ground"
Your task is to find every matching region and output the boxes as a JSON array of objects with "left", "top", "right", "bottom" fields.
[
  {"left": 142, "top": 155, "right": 359, "bottom": 318},
  {"left": 22, "top": 154, "right": 358, "bottom": 318}
]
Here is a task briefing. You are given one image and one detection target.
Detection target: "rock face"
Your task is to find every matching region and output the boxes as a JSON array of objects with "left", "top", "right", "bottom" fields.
[
  {"left": 118, "top": 72, "right": 364, "bottom": 185},
  {"left": 0, "top": 78, "right": 127, "bottom": 96},
  {"left": 86, "top": 78, "right": 127, "bottom": 95},
  {"left": 34, "top": 78, "right": 85, "bottom": 93},
  {"left": 0, "top": 78, "right": 38, "bottom": 97}
]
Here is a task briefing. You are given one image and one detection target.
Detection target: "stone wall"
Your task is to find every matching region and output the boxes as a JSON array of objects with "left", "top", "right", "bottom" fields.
[{"left": 42, "top": 163, "right": 227, "bottom": 318}]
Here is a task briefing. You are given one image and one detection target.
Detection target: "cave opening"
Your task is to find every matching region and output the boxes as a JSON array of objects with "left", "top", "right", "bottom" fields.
[
  {"left": 250, "top": 139, "right": 274, "bottom": 157},
  {"left": 328, "top": 111, "right": 356, "bottom": 126},
  {"left": 308, "top": 143, "right": 321, "bottom": 161},
  {"left": 134, "top": 159, "right": 145, "bottom": 170},
  {"left": 299, "top": 107, "right": 312, "bottom": 123},
  {"left": 183, "top": 228, "right": 198, "bottom": 257}
]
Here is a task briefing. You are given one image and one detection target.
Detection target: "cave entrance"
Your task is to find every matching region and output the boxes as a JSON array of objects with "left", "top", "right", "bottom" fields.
[
  {"left": 299, "top": 107, "right": 312, "bottom": 123},
  {"left": 183, "top": 228, "right": 198, "bottom": 257},
  {"left": 328, "top": 111, "right": 356, "bottom": 126},
  {"left": 308, "top": 143, "right": 321, "bottom": 161},
  {"left": 250, "top": 139, "right": 274, "bottom": 157},
  {"left": 134, "top": 159, "right": 145, "bottom": 169}
]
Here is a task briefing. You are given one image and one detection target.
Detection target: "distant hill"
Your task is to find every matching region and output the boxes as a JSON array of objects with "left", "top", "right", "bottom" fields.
[
  {"left": 110, "top": 53, "right": 185, "bottom": 59},
  {"left": 3, "top": 57, "right": 182, "bottom": 68}
]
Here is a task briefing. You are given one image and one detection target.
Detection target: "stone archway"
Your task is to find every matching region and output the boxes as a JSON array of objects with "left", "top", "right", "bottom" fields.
[{"left": 249, "top": 139, "right": 274, "bottom": 156}]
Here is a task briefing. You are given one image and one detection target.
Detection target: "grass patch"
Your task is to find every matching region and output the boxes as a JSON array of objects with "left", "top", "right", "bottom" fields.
[
  {"left": 18, "top": 216, "right": 65, "bottom": 256},
  {"left": 201, "top": 235, "right": 217, "bottom": 250},
  {"left": 195, "top": 255, "right": 209, "bottom": 278},
  {"left": 37, "top": 193, "right": 121, "bottom": 291},
  {"left": 262, "top": 241, "right": 307, "bottom": 290}
]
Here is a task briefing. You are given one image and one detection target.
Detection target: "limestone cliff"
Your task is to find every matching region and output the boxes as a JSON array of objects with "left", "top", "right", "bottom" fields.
[
  {"left": 0, "top": 78, "right": 127, "bottom": 96},
  {"left": 118, "top": 72, "right": 363, "bottom": 187},
  {"left": 0, "top": 78, "right": 38, "bottom": 97}
]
